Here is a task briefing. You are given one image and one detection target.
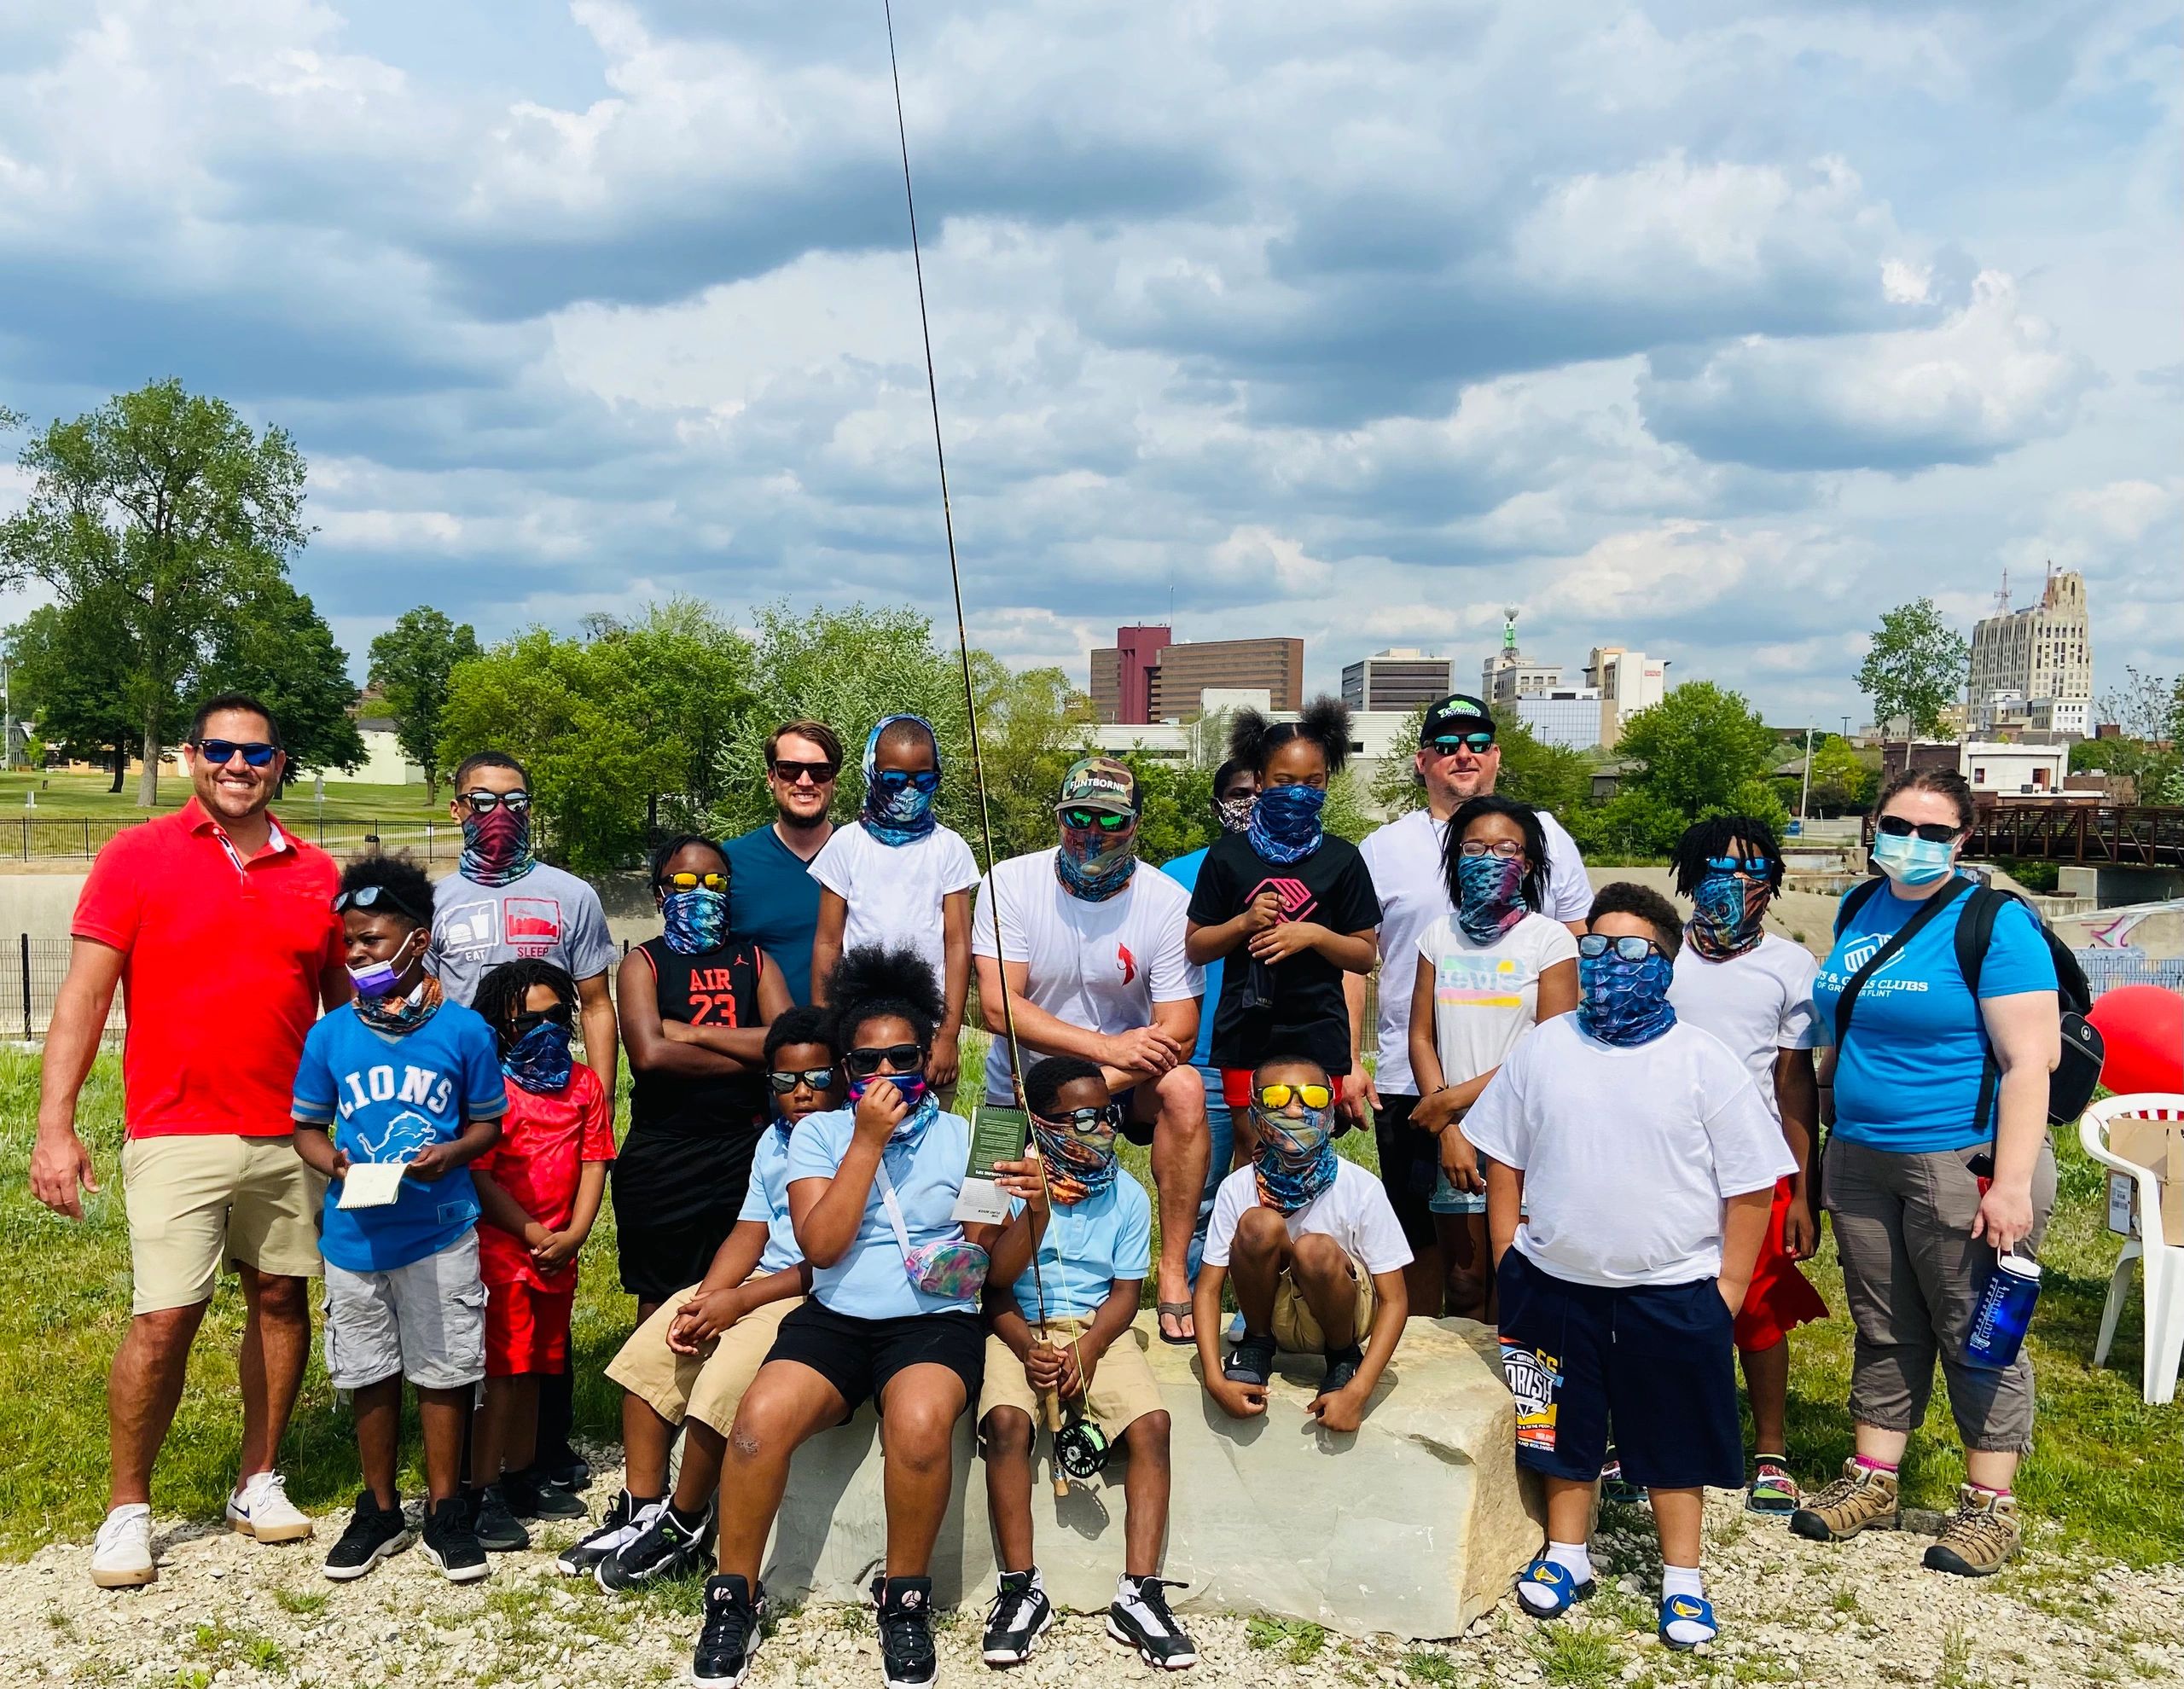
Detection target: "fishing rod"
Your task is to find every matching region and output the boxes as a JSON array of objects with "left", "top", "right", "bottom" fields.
[{"left": 881, "top": 0, "right": 1089, "bottom": 1495}]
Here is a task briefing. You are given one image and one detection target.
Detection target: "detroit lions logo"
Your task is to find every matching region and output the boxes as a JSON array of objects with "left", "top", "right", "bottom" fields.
[{"left": 353, "top": 1110, "right": 436, "bottom": 1164}]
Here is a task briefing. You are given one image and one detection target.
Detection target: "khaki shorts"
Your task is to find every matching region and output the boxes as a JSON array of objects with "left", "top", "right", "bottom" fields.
[
  {"left": 123, "top": 1134, "right": 327, "bottom": 1316},
  {"left": 976, "top": 1317, "right": 1165, "bottom": 1441},
  {"left": 1273, "top": 1251, "right": 1377, "bottom": 1355},
  {"left": 605, "top": 1281, "right": 804, "bottom": 1437}
]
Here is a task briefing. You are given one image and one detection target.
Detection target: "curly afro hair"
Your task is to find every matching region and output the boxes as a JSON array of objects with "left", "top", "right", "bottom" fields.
[
  {"left": 828, "top": 943, "right": 948, "bottom": 1052},
  {"left": 764, "top": 1004, "right": 839, "bottom": 1067},
  {"left": 1227, "top": 695, "right": 1351, "bottom": 777},
  {"left": 1587, "top": 880, "right": 1685, "bottom": 960},
  {"left": 336, "top": 850, "right": 435, "bottom": 930},
  {"left": 1024, "top": 1053, "right": 1108, "bottom": 1117}
]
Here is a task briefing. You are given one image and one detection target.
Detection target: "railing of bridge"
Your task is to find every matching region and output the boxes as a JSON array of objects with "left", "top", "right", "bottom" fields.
[{"left": 1864, "top": 804, "right": 2184, "bottom": 869}]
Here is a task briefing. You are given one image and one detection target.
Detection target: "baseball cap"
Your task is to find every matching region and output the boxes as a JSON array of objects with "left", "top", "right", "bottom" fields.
[
  {"left": 1420, "top": 693, "right": 1495, "bottom": 746},
  {"left": 1056, "top": 754, "right": 1140, "bottom": 816}
]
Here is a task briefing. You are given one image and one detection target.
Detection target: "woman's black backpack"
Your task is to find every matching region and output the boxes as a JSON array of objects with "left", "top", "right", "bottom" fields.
[{"left": 1834, "top": 875, "right": 2104, "bottom": 1128}]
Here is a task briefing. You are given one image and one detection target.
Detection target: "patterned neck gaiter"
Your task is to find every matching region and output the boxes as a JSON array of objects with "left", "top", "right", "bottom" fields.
[
  {"left": 861, "top": 715, "right": 942, "bottom": 846},
  {"left": 1455, "top": 853, "right": 1528, "bottom": 945},
  {"left": 1686, "top": 873, "right": 1769, "bottom": 962},
  {"left": 1251, "top": 1105, "right": 1339, "bottom": 1214},
  {"left": 356, "top": 973, "right": 444, "bottom": 1036},
  {"left": 460, "top": 806, "right": 534, "bottom": 887},
  {"left": 1577, "top": 951, "right": 1677, "bottom": 1046},
  {"left": 662, "top": 887, "right": 729, "bottom": 955},
  {"left": 1248, "top": 782, "right": 1326, "bottom": 864}
]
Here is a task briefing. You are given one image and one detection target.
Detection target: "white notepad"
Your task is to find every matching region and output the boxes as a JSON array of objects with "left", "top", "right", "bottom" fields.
[{"left": 337, "top": 1160, "right": 410, "bottom": 1210}]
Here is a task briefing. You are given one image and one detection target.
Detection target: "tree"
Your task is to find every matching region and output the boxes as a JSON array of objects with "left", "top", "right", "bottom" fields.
[
  {"left": 2073, "top": 667, "right": 2184, "bottom": 804},
  {"left": 0, "top": 381, "right": 309, "bottom": 804},
  {"left": 1368, "top": 703, "right": 1431, "bottom": 818},
  {"left": 368, "top": 607, "right": 480, "bottom": 803},
  {"left": 204, "top": 577, "right": 364, "bottom": 781},
  {"left": 1856, "top": 598, "right": 1968, "bottom": 738},
  {"left": 1806, "top": 734, "right": 1877, "bottom": 815},
  {"left": 1117, "top": 756, "right": 1214, "bottom": 864},
  {"left": 1614, "top": 682, "right": 1779, "bottom": 820},
  {"left": 6, "top": 601, "right": 139, "bottom": 791}
]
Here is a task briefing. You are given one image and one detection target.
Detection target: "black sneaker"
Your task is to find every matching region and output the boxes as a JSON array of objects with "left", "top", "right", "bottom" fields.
[
  {"left": 470, "top": 1484, "right": 530, "bottom": 1553},
  {"left": 691, "top": 1573, "right": 766, "bottom": 1686},
  {"left": 1223, "top": 1331, "right": 1276, "bottom": 1388},
  {"left": 502, "top": 1466, "right": 586, "bottom": 1520},
  {"left": 598, "top": 1499, "right": 713, "bottom": 1593},
  {"left": 421, "top": 1495, "right": 490, "bottom": 1583},
  {"left": 1320, "top": 1343, "right": 1364, "bottom": 1396},
  {"left": 322, "top": 1494, "right": 409, "bottom": 1582},
  {"left": 556, "top": 1489, "right": 657, "bottom": 1576},
  {"left": 1108, "top": 1576, "right": 1198, "bottom": 1670},
  {"left": 538, "top": 1441, "right": 591, "bottom": 1491},
  {"left": 981, "top": 1570, "right": 1054, "bottom": 1665},
  {"left": 878, "top": 1576, "right": 939, "bottom": 1689}
]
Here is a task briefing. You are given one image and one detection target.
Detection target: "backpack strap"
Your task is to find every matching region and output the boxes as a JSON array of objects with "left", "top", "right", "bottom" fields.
[
  {"left": 1832, "top": 876, "right": 1973, "bottom": 1053},
  {"left": 1834, "top": 874, "right": 1884, "bottom": 938}
]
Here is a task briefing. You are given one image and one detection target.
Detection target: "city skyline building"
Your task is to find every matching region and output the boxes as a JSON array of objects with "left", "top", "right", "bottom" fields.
[
  {"left": 1585, "top": 645, "right": 1669, "bottom": 747},
  {"left": 1967, "top": 565, "right": 2093, "bottom": 738},
  {"left": 1089, "top": 626, "right": 1303, "bottom": 723},
  {"left": 1344, "top": 647, "right": 1456, "bottom": 712}
]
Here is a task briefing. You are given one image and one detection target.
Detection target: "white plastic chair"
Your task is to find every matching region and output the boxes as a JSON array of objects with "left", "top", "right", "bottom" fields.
[{"left": 2079, "top": 1094, "right": 2184, "bottom": 1407}]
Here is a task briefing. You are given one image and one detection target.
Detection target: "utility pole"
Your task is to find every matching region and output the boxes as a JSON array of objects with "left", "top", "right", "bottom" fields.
[
  {"left": 1798, "top": 723, "right": 1814, "bottom": 828},
  {"left": 2, "top": 637, "right": 12, "bottom": 775}
]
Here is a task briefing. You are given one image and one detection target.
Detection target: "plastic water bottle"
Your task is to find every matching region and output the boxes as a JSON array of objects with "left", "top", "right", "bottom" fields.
[{"left": 1964, "top": 1251, "right": 2041, "bottom": 1370}]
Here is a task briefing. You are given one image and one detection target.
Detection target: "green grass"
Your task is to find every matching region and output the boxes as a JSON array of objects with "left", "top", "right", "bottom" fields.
[
  {"left": 1531, "top": 1623, "right": 1622, "bottom": 1687},
  {"left": 1402, "top": 1649, "right": 1459, "bottom": 1684},
  {"left": 0, "top": 768, "right": 443, "bottom": 823},
  {"left": 0, "top": 1042, "right": 2177, "bottom": 1569},
  {"left": 1245, "top": 1615, "right": 1327, "bottom": 1662}
]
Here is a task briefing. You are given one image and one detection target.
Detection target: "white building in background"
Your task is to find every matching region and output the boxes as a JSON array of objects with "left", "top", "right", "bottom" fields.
[
  {"left": 355, "top": 717, "right": 426, "bottom": 785},
  {"left": 1585, "top": 647, "right": 1668, "bottom": 747},
  {"left": 1481, "top": 610, "right": 1565, "bottom": 705},
  {"left": 1968, "top": 566, "right": 2092, "bottom": 737},
  {"left": 1960, "top": 740, "right": 2068, "bottom": 797},
  {"left": 1517, "top": 688, "right": 1605, "bottom": 752},
  {"left": 1344, "top": 649, "right": 1455, "bottom": 712}
]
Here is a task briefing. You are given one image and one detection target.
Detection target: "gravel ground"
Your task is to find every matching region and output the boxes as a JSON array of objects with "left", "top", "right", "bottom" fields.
[{"left": 11, "top": 1455, "right": 2181, "bottom": 1689}]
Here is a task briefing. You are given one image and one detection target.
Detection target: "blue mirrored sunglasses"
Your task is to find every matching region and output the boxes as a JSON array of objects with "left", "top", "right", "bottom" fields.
[
  {"left": 871, "top": 768, "right": 941, "bottom": 793},
  {"left": 191, "top": 738, "right": 279, "bottom": 768},
  {"left": 1704, "top": 856, "right": 1771, "bottom": 876}
]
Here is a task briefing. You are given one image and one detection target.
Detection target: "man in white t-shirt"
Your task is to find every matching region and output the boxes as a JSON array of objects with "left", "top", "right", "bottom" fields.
[
  {"left": 1665, "top": 817, "right": 1827, "bottom": 1517},
  {"left": 1349, "top": 693, "right": 1589, "bottom": 1312},
  {"left": 973, "top": 757, "right": 1211, "bottom": 1344},
  {"left": 1466, "top": 882, "right": 1791, "bottom": 1653}
]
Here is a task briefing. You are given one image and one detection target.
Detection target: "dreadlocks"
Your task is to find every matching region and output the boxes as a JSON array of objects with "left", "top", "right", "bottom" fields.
[
  {"left": 473, "top": 957, "right": 578, "bottom": 1052},
  {"left": 1669, "top": 815, "right": 1786, "bottom": 897}
]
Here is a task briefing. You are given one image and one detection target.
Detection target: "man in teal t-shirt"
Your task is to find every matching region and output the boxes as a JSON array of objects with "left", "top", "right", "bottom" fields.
[{"left": 723, "top": 721, "right": 843, "bottom": 1005}]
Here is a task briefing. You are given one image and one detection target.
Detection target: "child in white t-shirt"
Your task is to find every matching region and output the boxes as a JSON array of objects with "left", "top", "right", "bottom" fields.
[
  {"left": 1405, "top": 795, "right": 1580, "bottom": 1321},
  {"left": 1465, "top": 883, "right": 1792, "bottom": 1653},
  {"left": 809, "top": 714, "right": 979, "bottom": 1091},
  {"left": 1194, "top": 1055, "right": 1412, "bottom": 1433}
]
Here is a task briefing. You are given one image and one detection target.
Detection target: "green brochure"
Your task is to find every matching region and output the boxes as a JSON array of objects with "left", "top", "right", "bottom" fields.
[{"left": 967, "top": 1106, "right": 1031, "bottom": 1181}]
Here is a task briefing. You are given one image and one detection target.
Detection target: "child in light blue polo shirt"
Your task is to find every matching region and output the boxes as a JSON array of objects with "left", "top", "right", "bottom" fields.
[{"left": 976, "top": 1056, "right": 1195, "bottom": 1672}]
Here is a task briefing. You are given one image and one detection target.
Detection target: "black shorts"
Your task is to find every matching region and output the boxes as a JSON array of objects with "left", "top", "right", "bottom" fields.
[
  {"left": 765, "top": 1300, "right": 986, "bottom": 1414},
  {"left": 1495, "top": 1248, "right": 1742, "bottom": 1491},
  {"left": 1373, "top": 1094, "right": 1439, "bottom": 1249}
]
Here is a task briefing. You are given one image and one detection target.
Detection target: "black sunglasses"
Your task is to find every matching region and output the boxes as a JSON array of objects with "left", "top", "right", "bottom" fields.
[
  {"left": 770, "top": 758, "right": 837, "bottom": 786},
  {"left": 1876, "top": 815, "right": 1959, "bottom": 844},
  {"left": 1578, "top": 932, "right": 1665, "bottom": 962},
  {"left": 844, "top": 1043, "right": 925, "bottom": 1077},
  {"left": 1057, "top": 806, "right": 1133, "bottom": 833},
  {"left": 768, "top": 1065, "right": 837, "bottom": 1094},
  {"left": 1427, "top": 732, "right": 1496, "bottom": 755},
  {"left": 333, "top": 885, "right": 432, "bottom": 923},
  {"left": 510, "top": 1007, "right": 572, "bottom": 1036},
  {"left": 460, "top": 789, "right": 532, "bottom": 814},
  {"left": 190, "top": 738, "right": 279, "bottom": 769}
]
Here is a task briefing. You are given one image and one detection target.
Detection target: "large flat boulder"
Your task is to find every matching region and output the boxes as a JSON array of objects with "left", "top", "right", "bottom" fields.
[{"left": 759, "top": 1315, "right": 1542, "bottom": 1640}]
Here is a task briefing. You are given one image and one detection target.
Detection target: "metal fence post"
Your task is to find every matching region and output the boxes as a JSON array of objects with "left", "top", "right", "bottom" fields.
[
  {"left": 84, "top": 818, "right": 91, "bottom": 859},
  {"left": 19, "top": 818, "right": 25, "bottom": 862},
  {"left": 20, "top": 933, "right": 31, "bottom": 1042}
]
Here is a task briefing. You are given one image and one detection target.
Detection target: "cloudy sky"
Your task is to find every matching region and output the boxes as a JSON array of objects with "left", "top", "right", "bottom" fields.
[{"left": 2, "top": 0, "right": 2176, "bottom": 725}]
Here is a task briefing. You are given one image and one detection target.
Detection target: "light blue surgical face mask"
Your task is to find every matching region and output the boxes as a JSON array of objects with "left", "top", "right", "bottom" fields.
[{"left": 1871, "top": 831, "right": 1955, "bottom": 886}]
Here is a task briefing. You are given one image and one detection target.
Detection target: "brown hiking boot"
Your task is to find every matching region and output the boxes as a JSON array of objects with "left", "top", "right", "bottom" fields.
[
  {"left": 1788, "top": 1458, "right": 1899, "bottom": 1542},
  {"left": 1923, "top": 1485, "right": 2021, "bottom": 1576}
]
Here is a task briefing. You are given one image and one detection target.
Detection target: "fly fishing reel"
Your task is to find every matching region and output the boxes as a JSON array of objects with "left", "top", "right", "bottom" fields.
[{"left": 1054, "top": 1417, "right": 1112, "bottom": 1480}]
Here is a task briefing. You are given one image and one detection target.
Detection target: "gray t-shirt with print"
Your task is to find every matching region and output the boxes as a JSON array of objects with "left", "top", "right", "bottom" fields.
[{"left": 427, "top": 861, "right": 618, "bottom": 1007}]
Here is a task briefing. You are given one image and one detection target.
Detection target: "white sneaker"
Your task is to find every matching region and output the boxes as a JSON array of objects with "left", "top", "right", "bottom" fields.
[
  {"left": 90, "top": 1505, "right": 156, "bottom": 1589},
  {"left": 226, "top": 1471, "right": 313, "bottom": 1544}
]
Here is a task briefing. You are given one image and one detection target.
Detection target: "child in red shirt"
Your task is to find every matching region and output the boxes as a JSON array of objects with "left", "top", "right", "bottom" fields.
[{"left": 468, "top": 960, "right": 616, "bottom": 1549}]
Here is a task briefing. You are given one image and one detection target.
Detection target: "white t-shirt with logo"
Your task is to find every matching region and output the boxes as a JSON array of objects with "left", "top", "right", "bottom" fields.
[
  {"left": 1201, "top": 1157, "right": 1414, "bottom": 1274},
  {"left": 1417, "top": 910, "right": 1580, "bottom": 1088},
  {"left": 1357, "top": 807, "right": 1590, "bottom": 1095},
  {"left": 1462, "top": 1014, "right": 1793, "bottom": 1287},
  {"left": 1668, "top": 933, "right": 1820, "bottom": 1128},
  {"left": 971, "top": 850, "right": 1202, "bottom": 1101},
  {"left": 808, "top": 820, "right": 982, "bottom": 997}
]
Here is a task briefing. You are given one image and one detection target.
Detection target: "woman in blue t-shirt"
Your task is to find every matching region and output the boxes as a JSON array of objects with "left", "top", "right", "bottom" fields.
[
  {"left": 1792, "top": 768, "right": 2059, "bottom": 1580},
  {"left": 690, "top": 944, "right": 1037, "bottom": 1689}
]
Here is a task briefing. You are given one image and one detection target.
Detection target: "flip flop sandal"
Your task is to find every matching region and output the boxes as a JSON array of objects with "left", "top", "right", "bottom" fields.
[{"left": 1156, "top": 1302, "right": 1195, "bottom": 1345}]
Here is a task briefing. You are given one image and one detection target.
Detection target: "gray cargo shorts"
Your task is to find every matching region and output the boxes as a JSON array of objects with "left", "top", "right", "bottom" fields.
[{"left": 322, "top": 1228, "right": 488, "bottom": 1392}]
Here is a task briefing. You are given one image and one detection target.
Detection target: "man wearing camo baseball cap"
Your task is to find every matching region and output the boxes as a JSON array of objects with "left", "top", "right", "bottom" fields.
[{"left": 970, "top": 755, "right": 1213, "bottom": 1340}]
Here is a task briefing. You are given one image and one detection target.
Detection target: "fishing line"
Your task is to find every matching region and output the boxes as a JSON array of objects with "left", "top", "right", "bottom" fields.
[{"left": 880, "top": 0, "right": 1089, "bottom": 1477}]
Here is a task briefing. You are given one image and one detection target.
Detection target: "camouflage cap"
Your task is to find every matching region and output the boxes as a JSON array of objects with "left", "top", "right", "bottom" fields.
[{"left": 1056, "top": 754, "right": 1140, "bottom": 816}]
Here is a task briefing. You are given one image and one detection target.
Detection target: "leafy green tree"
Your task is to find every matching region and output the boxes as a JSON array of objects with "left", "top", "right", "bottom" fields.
[
  {"left": 1117, "top": 756, "right": 1214, "bottom": 864},
  {"left": 2073, "top": 668, "right": 2184, "bottom": 804},
  {"left": 0, "top": 381, "right": 310, "bottom": 804},
  {"left": 1807, "top": 734, "right": 1877, "bottom": 814},
  {"left": 368, "top": 607, "right": 480, "bottom": 803},
  {"left": 7, "top": 600, "right": 139, "bottom": 790},
  {"left": 1856, "top": 598, "right": 1968, "bottom": 738},
  {"left": 1368, "top": 703, "right": 1432, "bottom": 818},
  {"left": 204, "top": 577, "right": 364, "bottom": 782},
  {"left": 1614, "top": 682, "right": 1778, "bottom": 820}
]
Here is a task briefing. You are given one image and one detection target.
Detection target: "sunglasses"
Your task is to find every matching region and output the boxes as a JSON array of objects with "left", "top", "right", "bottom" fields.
[
  {"left": 1035, "top": 1102, "right": 1124, "bottom": 1136},
  {"left": 1256, "top": 1082, "right": 1333, "bottom": 1111},
  {"left": 1704, "top": 855, "right": 1772, "bottom": 876},
  {"left": 870, "top": 768, "right": 941, "bottom": 794},
  {"left": 1578, "top": 932, "right": 1665, "bottom": 962},
  {"left": 190, "top": 738, "right": 279, "bottom": 769},
  {"left": 770, "top": 759, "right": 837, "bottom": 786},
  {"left": 658, "top": 871, "right": 728, "bottom": 892},
  {"left": 1457, "top": 839, "right": 1525, "bottom": 858},
  {"left": 460, "top": 789, "right": 531, "bottom": 814},
  {"left": 768, "top": 1065, "right": 837, "bottom": 1094},
  {"left": 1058, "top": 806, "right": 1134, "bottom": 833},
  {"left": 844, "top": 1043, "right": 925, "bottom": 1077},
  {"left": 333, "top": 885, "right": 431, "bottom": 923},
  {"left": 1427, "top": 732, "right": 1496, "bottom": 755},
  {"left": 510, "top": 1007, "right": 571, "bottom": 1036},
  {"left": 1876, "top": 815, "right": 1960, "bottom": 844}
]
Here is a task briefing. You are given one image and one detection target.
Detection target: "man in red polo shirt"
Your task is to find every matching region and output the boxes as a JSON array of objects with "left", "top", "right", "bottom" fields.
[{"left": 31, "top": 694, "right": 351, "bottom": 1590}]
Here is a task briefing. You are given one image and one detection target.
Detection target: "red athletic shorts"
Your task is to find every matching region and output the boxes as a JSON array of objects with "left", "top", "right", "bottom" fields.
[
  {"left": 1221, "top": 1069, "right": 1346, "bottom": 1111},
  {"left": 485, "top": 1277, "right": 575, "bottom": 1378},
  {"left": 1734, "top": 1177, "right": 1829, "bottom": 1352}
]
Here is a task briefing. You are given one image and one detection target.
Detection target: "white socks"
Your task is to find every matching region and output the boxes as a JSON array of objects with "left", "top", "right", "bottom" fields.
[
  {"left": 1518, "top": 1540, "right": 1594, "bottom": 1611},
  {"left": 1660, "top": 1565, "right": 1715, "bottom": 1645}
]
